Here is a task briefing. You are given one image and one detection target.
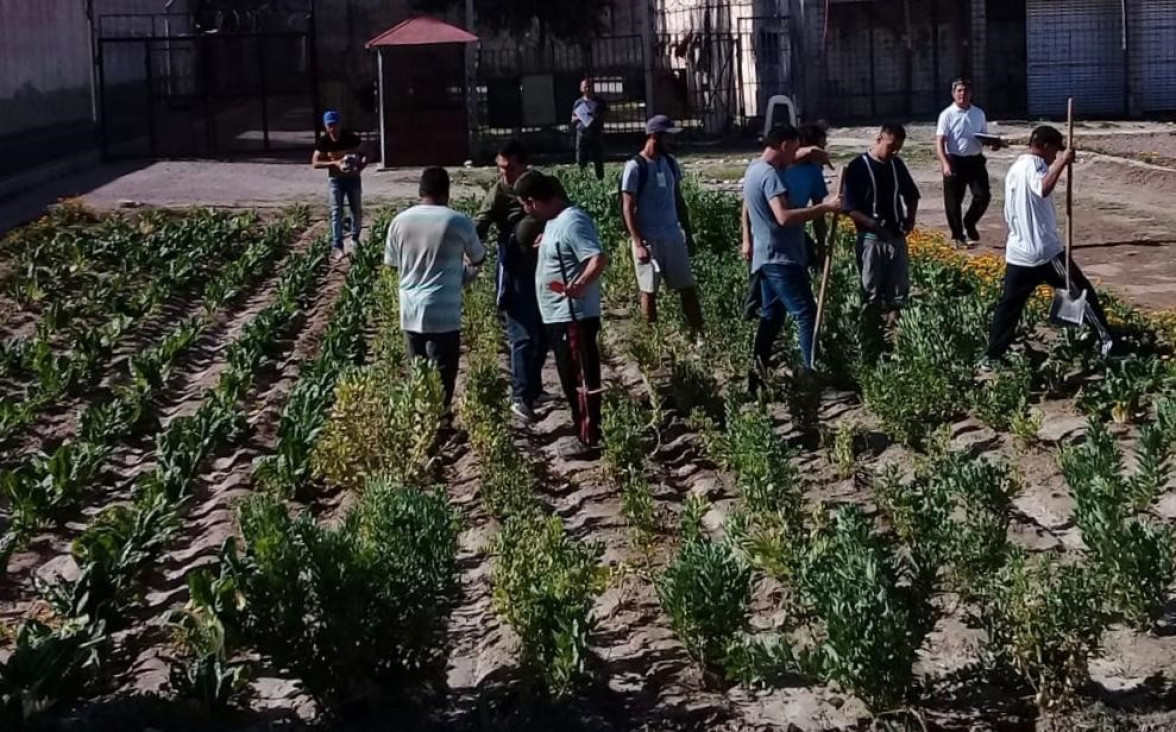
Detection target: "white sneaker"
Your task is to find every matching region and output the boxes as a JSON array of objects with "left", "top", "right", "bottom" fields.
[
  {"left": 331, "top": 247, "right": 345, "bottom": 262},
  {"left": 344, "top": 240, "right": 357, "bottom": 255},
  {"left": 511, "top": 400, "right": 537, "bottom": 423}
]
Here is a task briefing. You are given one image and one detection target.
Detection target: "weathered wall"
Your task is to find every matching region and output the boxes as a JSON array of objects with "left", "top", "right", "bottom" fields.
[{"left": 0, "top": 0, "right": 94, "bottom": 137}]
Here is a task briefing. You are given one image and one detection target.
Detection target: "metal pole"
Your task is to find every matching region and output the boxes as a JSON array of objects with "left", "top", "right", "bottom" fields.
[
  {"left": 1121, "top": 0, "right": 1130, "bottom": 116},
  {"left": 258, "top": 38, "right": 271, "bottom": 151},
  {"left": 377, "top": 48, "right": 387, "bottom": 168},
  {"left": 98, "top": 39, "right": 110, "bottom": 161},
  {"left": 145, "top": 41, "right": 157, "bottom": 157},
  {"left": 642, "top": 0, "right": 655, "bottom": 114},
  {"left": 465, "top": 0, "right": 477, "bottom": 161}
]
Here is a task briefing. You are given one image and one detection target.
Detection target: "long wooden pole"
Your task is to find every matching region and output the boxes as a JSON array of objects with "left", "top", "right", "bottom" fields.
[
  {"left": 811, "top": 167, "right": 846, "bottom": 366},
  {"left": 1065, "top": 97, "right": 1074, "bottom": 291}
]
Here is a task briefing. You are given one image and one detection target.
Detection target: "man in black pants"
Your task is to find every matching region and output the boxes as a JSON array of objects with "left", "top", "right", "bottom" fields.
[
  {"left": 936, "top": 78, "right": 1001, "bottom": 249},
  {"left": 384, "top": 167, "right": 486, "bottom": 409},
  {"left": 571, "top": 79, "right": 608, "bottom": 181},
  {"left": 984, "top": 126, "right": 1114, "bottom": 364},
  {"left": 514, "top": 170, "right": 610, "bottom": 456}
]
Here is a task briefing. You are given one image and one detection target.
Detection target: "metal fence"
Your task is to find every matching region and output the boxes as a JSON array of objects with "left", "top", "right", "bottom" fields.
[
  {"left": 820, "top": 0, "right": 967, "bottom": 122},
  {"left": 95, "top": 7, "right": 319, "bottom": 160},
  {"left": 473, "top": 35, "right": 648, "bottom": 158}
]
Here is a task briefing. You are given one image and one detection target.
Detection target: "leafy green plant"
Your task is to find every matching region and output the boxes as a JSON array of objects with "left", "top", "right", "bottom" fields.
[
  {"left": 971, "top": 354, "right": 1034, "bottom": 431},
  {"left": 797, "top": 505, "right": 936, "bottom": 711},
  {"left": 493, "top": 514, "right": 606, "bottom": 698},
  {"left": 1077, "top": 355, "right": 1171, "bottom": 424},
  {"left": 826, "top": 419, "right": 859, "bottom": 479},
  {"left": 0, "top": 617, "right": 107, "bottom": 731},
  {"left": 1060, "top": 419, "right": 1176, "bottom": 627},
  {"left": 861, "top": 298, "right": 985, "bottom": 446},
  {"left": 311, "top": 360, "right": 445, "bottom": 491},
  {"left": 167, "top": 572, "right": 250, "bottom": 713},
  {"left": 976, "top": 550, "right": 1108, "bottom": 709},
  {"left": 657, "top": 521, "right": 752, "bottom": 670},
  {"left": 221, "top": 478, "right": 458, "bottom": 706},
  {"left": 875, "top": 453, "right": 1020, "bottom": 599}
]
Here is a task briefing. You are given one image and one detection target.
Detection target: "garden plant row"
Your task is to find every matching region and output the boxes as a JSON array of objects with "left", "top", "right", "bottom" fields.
[
  {"left": 0, "top": 223, "right": 331, "bottom": 729},
  {"left": 0, "top": 208, "right": 272, "bottom": 442},
  {"left": 0, "top": 209, "right": 309, "bottom": 572}
]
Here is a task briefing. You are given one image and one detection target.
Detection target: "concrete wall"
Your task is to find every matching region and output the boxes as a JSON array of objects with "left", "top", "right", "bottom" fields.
[{"left": 0, "top": 0, "right": 95, "bottom": 138}]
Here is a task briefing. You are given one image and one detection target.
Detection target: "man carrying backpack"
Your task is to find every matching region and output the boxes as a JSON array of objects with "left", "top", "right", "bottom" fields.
[{"left": 620, "top": 115, "right": 705, "bottom": 340}]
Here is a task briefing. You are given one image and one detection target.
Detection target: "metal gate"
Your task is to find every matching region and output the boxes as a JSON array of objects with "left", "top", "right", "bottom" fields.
[
  {"left": 1026, "top": 0, "right": 1127, "bottom": 117},
  {"left": 97, "top": 24, "right": 318, "bottom": 159},
  {"left": 474, "top": 35, "right": 647, "bottom": 157}
]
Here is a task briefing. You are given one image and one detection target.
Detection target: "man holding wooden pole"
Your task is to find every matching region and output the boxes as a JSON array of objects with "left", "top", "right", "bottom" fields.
[
  {"left": 741, "top": 124, "right": 841, "bottom": 395},
  {"left": 983, "top": 122, "right": 1114, "bottom": 364}
]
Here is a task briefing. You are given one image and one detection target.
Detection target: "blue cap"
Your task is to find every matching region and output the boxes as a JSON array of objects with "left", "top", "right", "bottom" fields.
[
  {"left": 323, "top": 110, "right": 340, "bottom": 126},
  {"left": 646, "top": 115, "right": 681, "bottom": 136}
]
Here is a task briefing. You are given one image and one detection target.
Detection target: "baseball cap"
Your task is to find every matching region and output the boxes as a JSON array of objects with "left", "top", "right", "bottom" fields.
[
  {"left": 323, "top": 109, "right": 341, "bottom": 126},
  {"left": 646, "top": 115, "right": 681, "bottom": 136}
]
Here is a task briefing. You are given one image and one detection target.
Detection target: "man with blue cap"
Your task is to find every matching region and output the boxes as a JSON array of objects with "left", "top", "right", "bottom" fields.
[{"left": 312, "top": 109, "right": 366, "bottom": 260}]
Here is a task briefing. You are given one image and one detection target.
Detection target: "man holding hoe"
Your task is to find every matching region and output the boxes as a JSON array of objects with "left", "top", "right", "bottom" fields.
[
  {"left": 742, "top": 124, "right": 841, "bottom": 394},
  {"left": 514, "top": 170, "right": 610, "bottom": 457}
]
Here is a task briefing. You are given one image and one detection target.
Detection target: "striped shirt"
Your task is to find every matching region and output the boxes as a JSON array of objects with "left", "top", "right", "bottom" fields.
[{"left": 384, "top": 205, "right": 485, "bottom": 334}]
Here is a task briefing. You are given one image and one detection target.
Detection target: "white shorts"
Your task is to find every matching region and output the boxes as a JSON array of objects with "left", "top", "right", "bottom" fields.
[{"left": 633, "top": 237, "right": 696, "bottom": 294}]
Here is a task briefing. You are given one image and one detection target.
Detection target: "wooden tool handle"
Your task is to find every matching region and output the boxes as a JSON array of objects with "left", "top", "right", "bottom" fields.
[
  {"left": 1066, "top": 97, "right": 1074, "bottom": 287},
  {"left": 811, "top": 167, "right": 847, "bottom": 366}
]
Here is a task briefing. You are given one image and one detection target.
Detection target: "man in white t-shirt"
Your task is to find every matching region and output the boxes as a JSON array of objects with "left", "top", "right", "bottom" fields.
[
  {"left": 936, "top": 78, "right": 1001, "bottom": 249},
  {"left": 983, "top": 126, "right": 1113, "bottom": 364},
  {"left": 385, "top": 167, "right": 486, "bottom": 409}
]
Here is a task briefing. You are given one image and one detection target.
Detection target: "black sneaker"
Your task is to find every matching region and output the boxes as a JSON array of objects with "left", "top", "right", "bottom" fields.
[{"left": 965, "top": 225, "right": 981, "bottom": 245}]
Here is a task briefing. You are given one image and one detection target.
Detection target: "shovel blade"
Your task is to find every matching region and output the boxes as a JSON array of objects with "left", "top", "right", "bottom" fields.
[{"left": 1050, "top": 288, "right": 1087, "bottom": 327}]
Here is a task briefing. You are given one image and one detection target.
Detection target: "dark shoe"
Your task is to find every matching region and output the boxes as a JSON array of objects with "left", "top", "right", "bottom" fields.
[
  {"left": 965, "top": 225, "right": 981, "bottom": 246},
  {"left": 556, "top": 436, "right": 597, "bottom": 459}
]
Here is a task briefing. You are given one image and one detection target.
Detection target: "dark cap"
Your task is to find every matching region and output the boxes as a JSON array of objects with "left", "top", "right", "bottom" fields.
[{"left": 646, "top": 114, "right": 681, "bottom": 136}]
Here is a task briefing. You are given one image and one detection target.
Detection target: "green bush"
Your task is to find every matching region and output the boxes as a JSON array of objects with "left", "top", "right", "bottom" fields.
[
  {"left": 977, "top": 551, "right": 1108, "bottom": 709},
  {"left": 1061, "top": 420, "right": 1176, "bottom": 627},
  {"left": 311, "top": 360, "right": 445, "bottom": 491},
  {"left": 657, "top": 529, "right": 753, "bottom": 670},
  {"left": 221, "top": 479, "right": 458, "bottom": 706},
  {"left": 492, "top": 514, "right": 606, "bottom": 698},
  {"left": 796, "top": 505, "right": 936, "bottom": 711}
]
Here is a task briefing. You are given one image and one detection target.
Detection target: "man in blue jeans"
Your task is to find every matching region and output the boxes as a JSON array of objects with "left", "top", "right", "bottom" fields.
[
  {"left": 741, "top": 124, "right": 841, "bottom": 394},
  {"left": 473, "top": 140, "right": 551, "bottom": 422},
  {"left": 312, "top": 110, "right": 366, "bottom": 261}
]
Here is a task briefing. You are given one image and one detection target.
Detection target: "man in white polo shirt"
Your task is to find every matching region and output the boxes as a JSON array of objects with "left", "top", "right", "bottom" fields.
[
  {"left": 983, "top": 126, "right": 1113, "bottom": 365},
  {"left": 936, "top": 78, "right": 1001, "bottom": 249}
]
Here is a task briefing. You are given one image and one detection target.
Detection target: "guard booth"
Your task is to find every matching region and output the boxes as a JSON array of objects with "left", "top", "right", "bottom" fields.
[{"left": 367, "top": 17, "right": 479, "bottom": 167}]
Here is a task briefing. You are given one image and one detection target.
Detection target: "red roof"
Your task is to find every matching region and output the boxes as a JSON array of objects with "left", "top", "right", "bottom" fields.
[{"left": 366, "top": 16, "right": 479, "bottom": 48}]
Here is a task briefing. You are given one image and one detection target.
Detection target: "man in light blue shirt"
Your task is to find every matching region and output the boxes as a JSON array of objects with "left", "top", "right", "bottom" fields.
[
  {"left": 514, "top": 170, "right": 609, "bottom": 455},
  {"left": 620, "top": 115, "right": 704, "bottom": 339},
  {"left": 384, "top": 167, "right": 486, "bottom": 408},
  {"left": 742, "top": 124, "right": 840, "bottom": 393}
]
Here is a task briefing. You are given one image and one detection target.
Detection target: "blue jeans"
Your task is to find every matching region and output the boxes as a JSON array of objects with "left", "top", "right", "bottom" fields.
[
  {"left": 753, "top": 263, "right": 817, "bottom": 374},
  {"left": 504, "top": 297, "right": 548, "bottom": 405},
  {"left": 329, "top": 176, "right": 362, "bottom": 249}
]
